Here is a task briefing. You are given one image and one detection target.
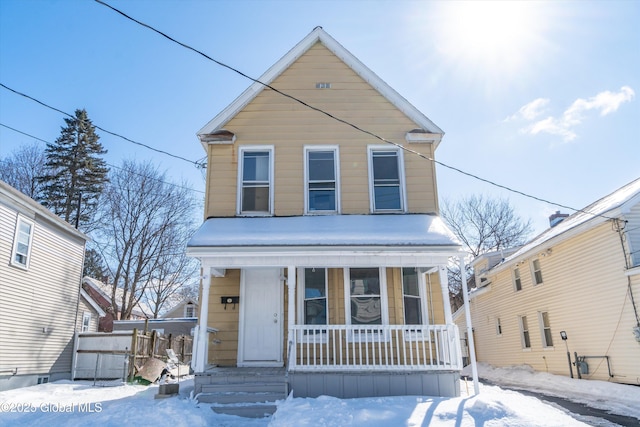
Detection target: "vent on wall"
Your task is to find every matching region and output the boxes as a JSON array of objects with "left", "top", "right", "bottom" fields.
[{"left": 315, "top": 82, "right": 331, "bottom": 89}]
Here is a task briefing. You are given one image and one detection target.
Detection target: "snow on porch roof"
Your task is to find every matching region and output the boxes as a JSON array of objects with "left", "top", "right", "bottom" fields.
[{"left": 187, "top": 214, "right": 461, "bottom": 248}]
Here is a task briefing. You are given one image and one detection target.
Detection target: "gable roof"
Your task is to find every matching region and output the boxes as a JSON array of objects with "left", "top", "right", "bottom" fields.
[
  {"left": 197, "top": 27, "right": 443, "bottom": 148},
  {"left": 83, "top": 276, "right": 150, "bottom": 318},
  {"left": 0, "top": 180, "right": 88, "bottom": 242},
  {"left": 490, "top": 177, "right": 640, "bottom": 275},
  {"left": 80, "top": 288, "right": 107, "bottom": 317}
]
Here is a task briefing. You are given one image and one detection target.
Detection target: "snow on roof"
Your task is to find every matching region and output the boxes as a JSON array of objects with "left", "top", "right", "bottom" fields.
[
  {"left": 187, "top": 214, "right": 461, "bottom": 248},
  {"left": 502, "top": 177, "right": 640, "bottom": 266},
  {"left": 83, "top": 276, "right": 151, "bottom": 318}
]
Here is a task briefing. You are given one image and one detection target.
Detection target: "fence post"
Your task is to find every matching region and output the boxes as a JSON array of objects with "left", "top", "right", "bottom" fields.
[
  {"left": 130, "top": 329, "right": 138, "bottom": 382},
  {"left": 150, "top": 329, "right": 157, "bottom": 359}
]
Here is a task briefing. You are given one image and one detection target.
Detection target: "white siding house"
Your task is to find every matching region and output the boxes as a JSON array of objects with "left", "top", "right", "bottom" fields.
[{"left": 0, "top": 180, "right": 88, "bottom": 391}]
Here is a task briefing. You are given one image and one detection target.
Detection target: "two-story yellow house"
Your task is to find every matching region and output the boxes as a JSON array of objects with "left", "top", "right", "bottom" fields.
[{"left": 187, "top": 27, "right": 468, "bottom": 400}]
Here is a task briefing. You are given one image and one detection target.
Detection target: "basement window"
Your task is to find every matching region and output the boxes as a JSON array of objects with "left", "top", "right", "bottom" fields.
[{"left": 315, "top": 82, "right": 331, "bottom": 89}]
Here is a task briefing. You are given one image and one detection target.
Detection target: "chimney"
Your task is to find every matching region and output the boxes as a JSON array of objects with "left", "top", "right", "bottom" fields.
[{"left": 549, "top": 211, "right": 568, "bottom": 227}]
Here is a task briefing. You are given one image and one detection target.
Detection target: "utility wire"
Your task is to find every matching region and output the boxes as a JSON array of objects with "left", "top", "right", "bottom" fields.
[
  {"left": 0, "top": 122, "right": 205, "bottom": 195},
  {"left": 0, "top": 83, "right": 203, "bottom": 167},
  {"left": 96, "top": 0, "right": 619, "bottom": 221}
]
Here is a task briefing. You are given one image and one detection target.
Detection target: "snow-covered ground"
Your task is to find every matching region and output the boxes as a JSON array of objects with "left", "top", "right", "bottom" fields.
[{"left": 0, "top": 364, "right": 638, "bottom": 427}]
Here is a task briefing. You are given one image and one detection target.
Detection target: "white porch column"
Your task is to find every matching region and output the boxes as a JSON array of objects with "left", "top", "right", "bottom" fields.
[
  {"left": 459, "top": 255, "right": 480, "bottom": 395},
  {"left": 194, "top": 269, "right": 211, "bottom": 373},
  {"left": 438, "top": 265, "right": 454, "bottom": 325},
  {"left": 287, "top": 266, "right": 296, "bottom": 367}
]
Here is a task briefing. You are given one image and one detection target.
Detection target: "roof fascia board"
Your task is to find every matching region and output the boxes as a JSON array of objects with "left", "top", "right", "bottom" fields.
[
  {"left": 197, "top": 27, "right": 443, "bottom": 150},
  {"left": 80, "top": 289, "right": 107, "bottom": 317}
]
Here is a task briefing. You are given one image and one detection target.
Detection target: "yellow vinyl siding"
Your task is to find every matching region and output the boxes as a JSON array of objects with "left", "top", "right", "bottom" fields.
[
  {"left": 204, "top": 42, "right": 438, "bottom": 218},
  {"left": 207, "top": 270, "right": 241, "bottom": 366},
  {"left": 459, "top": 222, "right": 640, "bottom": 384}
]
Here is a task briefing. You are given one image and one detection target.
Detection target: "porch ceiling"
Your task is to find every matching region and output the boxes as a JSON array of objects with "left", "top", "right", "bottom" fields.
[{"left": 186, "top": 214, "right": 462, "bottom": 268}]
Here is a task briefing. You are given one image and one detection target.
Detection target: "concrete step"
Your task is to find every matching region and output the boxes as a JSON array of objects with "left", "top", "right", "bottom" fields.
[
  {"left": 198, "top": 391, "right": 285, "bottom": 404},
  {"left": 211, "top": 404, "right": 277, "bottom": 418},
  {"left": 201, "top": 382, "right": 286, "bottom": 394},
  {"left": 201, "top": 374, "right": 285, "bottom": 384}
]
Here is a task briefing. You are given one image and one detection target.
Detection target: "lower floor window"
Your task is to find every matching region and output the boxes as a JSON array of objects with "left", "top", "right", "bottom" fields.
[{"left": 348, "top": 268, "right": 382, "bottom": 325}]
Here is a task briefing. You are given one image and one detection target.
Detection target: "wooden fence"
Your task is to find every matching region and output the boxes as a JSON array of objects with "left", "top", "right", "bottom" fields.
[{"left": 73, "top": 329, "right": 193, "bottom": 381}]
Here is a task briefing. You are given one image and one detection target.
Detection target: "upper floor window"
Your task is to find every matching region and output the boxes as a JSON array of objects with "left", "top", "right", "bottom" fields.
[
  {"left": 11, "top": 216, "right": 34, "bottom": 269},
  {"left": 305, "top": 147, "right": 339, "bottom": 214},
  {"left": 402, "top": 267, "right": 423, "bottom": 325},
  {"left": 368, "top": 146, "right": 406, "bottom": 212},
  {"left": 185, "top": 304, "right": 196, "bottom": 318},
  {"left": 82, "top": 312, "right": 92, "bottom": 332},
  {"left": 513, "top": 267, "right": 522, "bottom": 291},
  {"left": 238, "top": 147, "right": 273, "bottom": 215},
  {"left": 531, "top": 259, "right": 543, "bottom": 285}
]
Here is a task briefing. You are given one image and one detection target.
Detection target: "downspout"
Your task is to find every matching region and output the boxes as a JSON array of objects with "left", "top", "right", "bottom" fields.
[
  {"left": 613, "top": 219, "right": 640, "bottom": 328},
  {"left": 459, "top": 255, "right": 480, "bottom": 395}
]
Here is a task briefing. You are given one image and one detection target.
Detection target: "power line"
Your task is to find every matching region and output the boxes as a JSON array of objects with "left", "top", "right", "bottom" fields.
[
  {"left": 0, "top": 83, "right": 204, "bottom": 168},
  {"left": 94, "top": 0, "right": 619, "bottom": 221},
  {"left": 0, "top": 122, "right": 205, "bottom": 195}
]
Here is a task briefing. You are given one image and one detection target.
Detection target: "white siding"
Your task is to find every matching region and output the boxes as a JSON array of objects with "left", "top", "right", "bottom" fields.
[
  {"left": 624, "top": 201, "right": 640, "bottom": 267},
  {"left": 0, "top": 198, "right": 86, "bottom": 390}
]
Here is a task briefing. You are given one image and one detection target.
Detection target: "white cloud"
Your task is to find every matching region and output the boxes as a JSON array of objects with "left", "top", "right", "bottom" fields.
[
  {"left": 511, "top": 86, "right": 635, "bottom": 142},
  {"left": 505, "top": 98, "right": 549, "bottom": 121}
]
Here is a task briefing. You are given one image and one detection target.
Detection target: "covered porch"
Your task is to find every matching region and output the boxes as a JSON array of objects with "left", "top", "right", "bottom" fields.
[{"left": 187, "top": 214, "right": 470, "bottom": 398}]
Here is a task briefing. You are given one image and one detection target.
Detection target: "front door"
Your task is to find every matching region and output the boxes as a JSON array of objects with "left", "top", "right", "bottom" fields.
[{"left": 239, "top": 268, "right": 283, "bottom": 366}]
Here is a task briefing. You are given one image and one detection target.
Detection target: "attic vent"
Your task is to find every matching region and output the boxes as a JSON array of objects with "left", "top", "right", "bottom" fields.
[{"left": 316, "top": 82, "right": 331, "bottom": 89}]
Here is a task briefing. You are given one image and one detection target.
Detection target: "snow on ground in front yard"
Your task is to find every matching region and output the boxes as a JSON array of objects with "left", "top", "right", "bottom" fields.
[{"left": 0, "top": 365, "right": 638, "bottom": 427}]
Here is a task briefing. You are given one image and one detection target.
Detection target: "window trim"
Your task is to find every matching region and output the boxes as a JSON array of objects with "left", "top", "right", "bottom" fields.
[
  {"left": 237, "top": 145, "right": 275, "bottom": 216},
  {"left": 297, "top": 267, "right": 329, "bottom": 342},
  {"left": 367, "top": 145, "right": 407, "bottom": 213},
  {"left": 344, "top": 267, "right": 389, "bottom": 342},
  {"left": 531, "top": 258, "right": 544, "bottom": 285},
  {"left": 401, "top": 267, "right": 428, "bottom": 326},
  {"left": 518, "top": 315, "right": 531, "bottom": 350},
  {"left": 184, "top": 303, "right": 196, "bottom": 318},
  {"left": 513, "top": 267, "right": 522, "bottom": 291},
  {"left": 82, "top": 312, "right": 92, "bottom": 332},
  {"left": 538, "top": 311, "right": 554, "bottom": 348},
  {"left": 303, "top": 145, "right": 340, "bottom": 215},
  {"left": 10, "top": 215, "right": 35, "bottom": 270}
]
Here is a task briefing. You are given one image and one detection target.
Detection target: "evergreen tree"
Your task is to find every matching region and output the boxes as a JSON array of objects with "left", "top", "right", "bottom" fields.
[{"left": 39, "top": 109, "right": 109, "bottom": 230}]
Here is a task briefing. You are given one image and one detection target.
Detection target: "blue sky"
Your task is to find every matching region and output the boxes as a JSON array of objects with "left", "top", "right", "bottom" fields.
[{"left": 1, "top": 0, "right": 638, "bottom": 235}]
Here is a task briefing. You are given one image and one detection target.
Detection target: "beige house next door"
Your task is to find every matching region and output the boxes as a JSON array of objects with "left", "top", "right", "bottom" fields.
[{"left": 239, "top": 268, "right": 283, "bottom": 366}]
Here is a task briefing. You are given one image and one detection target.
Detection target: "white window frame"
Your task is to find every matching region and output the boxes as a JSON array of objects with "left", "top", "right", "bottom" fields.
[
  {"left": 518, "top": 315, "right": 531, "bottom": 350},
  {"left": 402, "top": 267, "right": 429, "bottom": 341},
  {"left": 303, "top": 145, "right": 340, "bottom": 215},
  {"left": 237, "top": 145, "right": 274, "bottom": 216},
  {"left": 531, "top": 258, "right": 544, "bottom": 285},
  {"left": 367, "top": 145, "right": 407, "bottom": 213},
  {"left": 10, "top": 215, "right": 35, "bottom": 270},
  {"left": 513, "top": 267, "right": 522, "bottom": 291},
  {"left": 538, "top": 311, "right": 554, "bottom": 348},
  {"left": 297, "top": 267, "right": 329, "bottom": 342},
  {"left": 184, "top": 304, "right": 196, "bottom": 318},
  {"left": 344, "top": 267, "right": 389, "bottom": 342},
  {"left": 82, "top": 312, "right": 92, "bottom": 332}
]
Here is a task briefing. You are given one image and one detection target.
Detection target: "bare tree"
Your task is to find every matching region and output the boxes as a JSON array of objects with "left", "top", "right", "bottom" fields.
[
  {"left": 442, "top": 195, "right": 532, "bottom": 310},
  {"left": 142, "top": 236, "right": 199, "bottom": 318},
  {"left": 96, "top": 160, "right": 198, "bottom": 321},
  {"left": 0, "top": 142, "right": 47, "bottom": 200}
]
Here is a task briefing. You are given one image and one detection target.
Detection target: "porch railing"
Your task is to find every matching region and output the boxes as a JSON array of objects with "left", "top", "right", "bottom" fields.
[{"left": 288, "top": 324, "right": 462, "bottom": 372}]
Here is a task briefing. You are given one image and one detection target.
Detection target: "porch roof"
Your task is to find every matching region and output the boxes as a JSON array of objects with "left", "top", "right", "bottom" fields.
[{"left": 188, "top": 214, "right": 461, "bottom": 248}]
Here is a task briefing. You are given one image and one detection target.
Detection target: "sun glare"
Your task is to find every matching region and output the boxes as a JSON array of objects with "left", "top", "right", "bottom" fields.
[{"left": 433, "top": 1, "right": 545, "bottom": 76}]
